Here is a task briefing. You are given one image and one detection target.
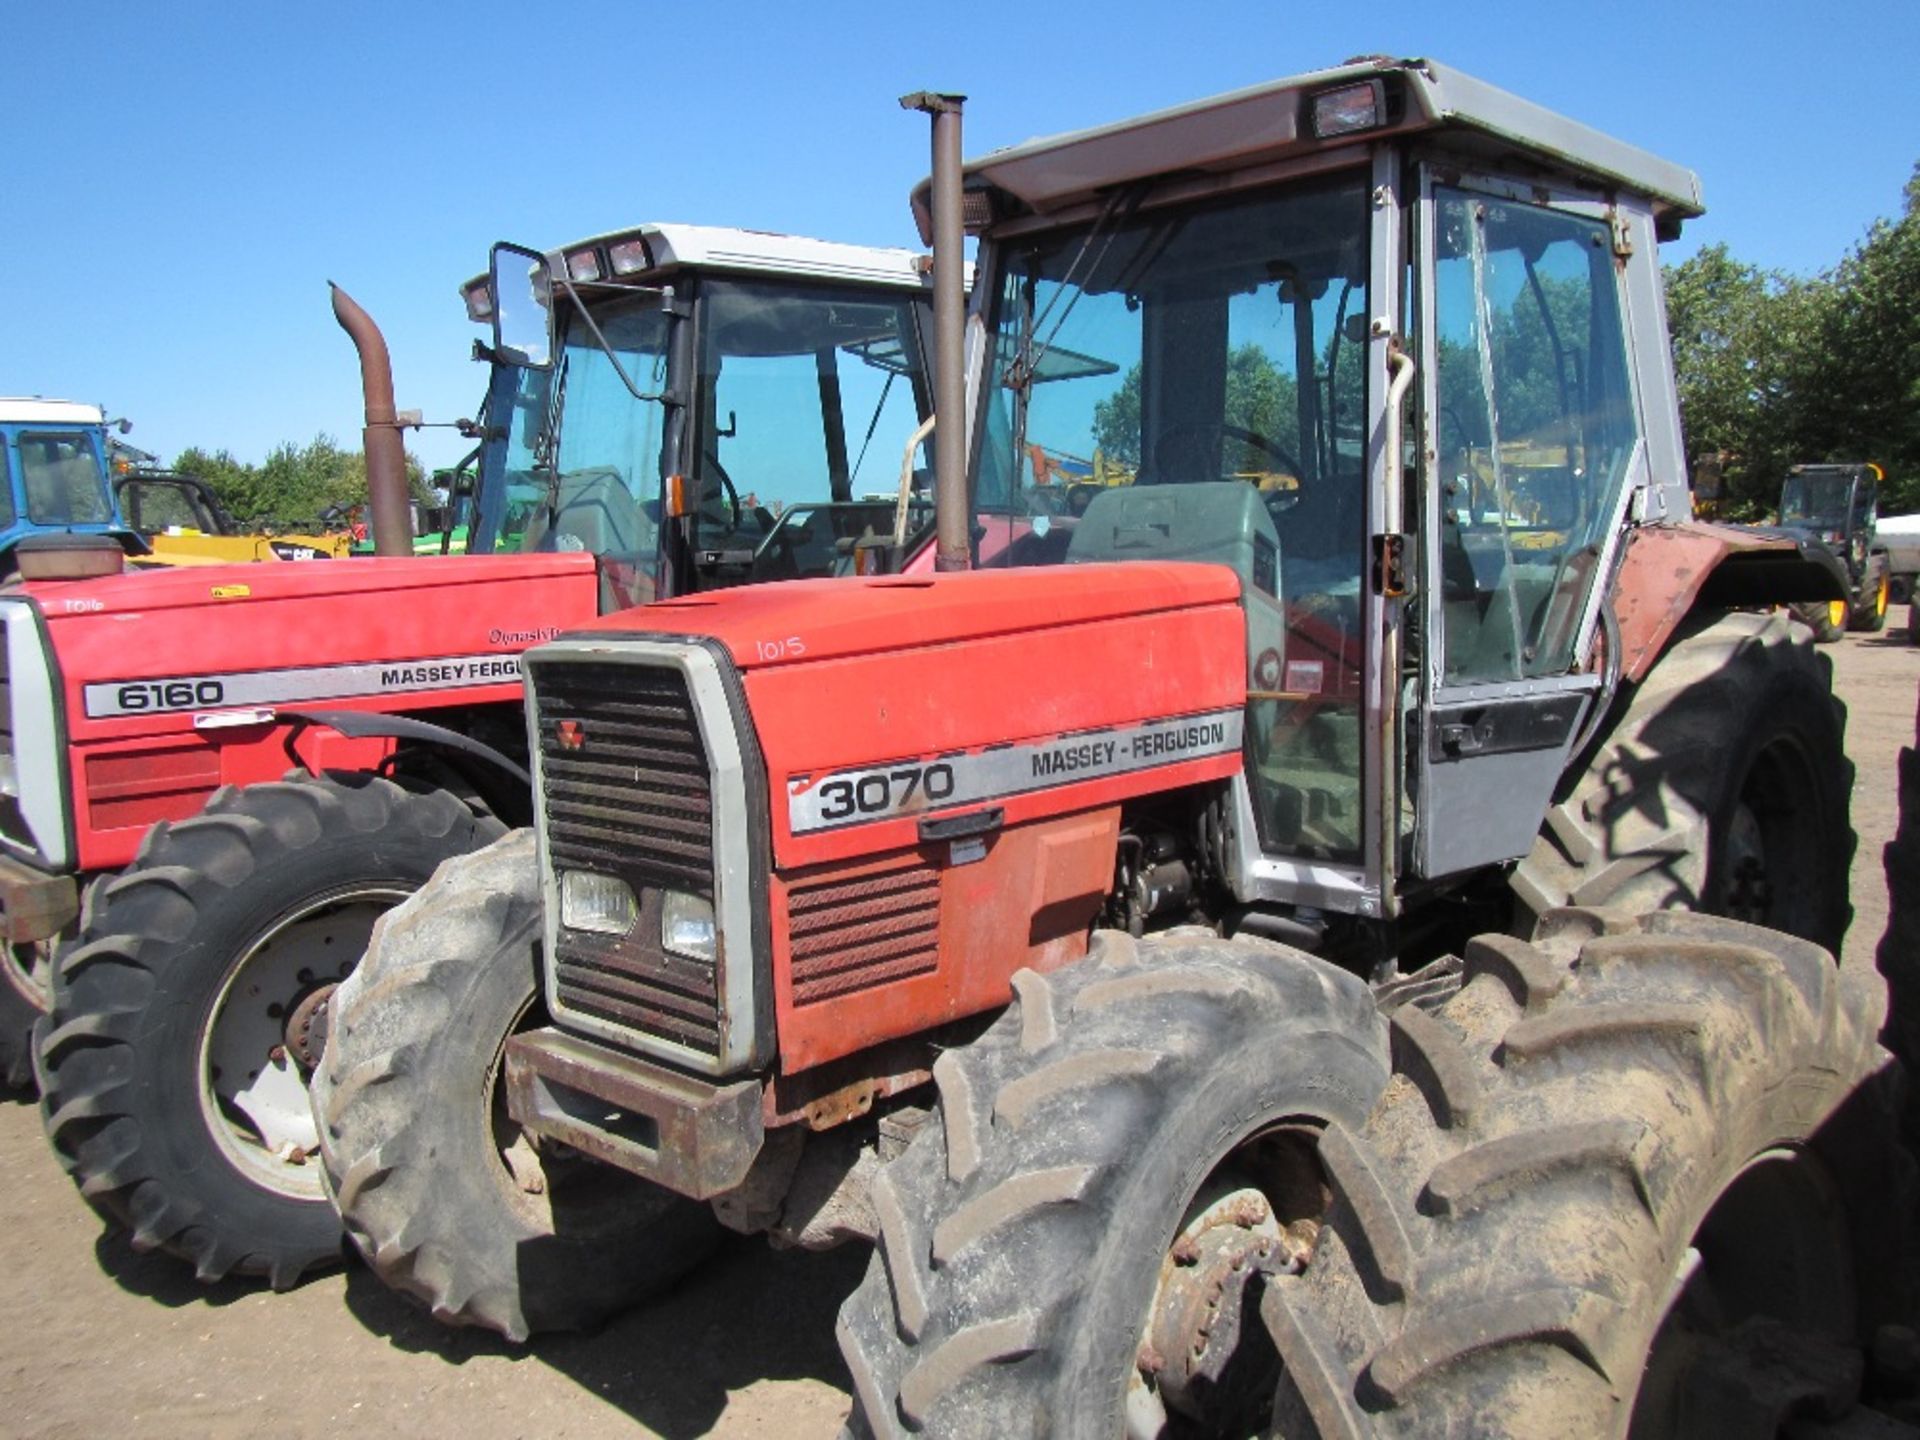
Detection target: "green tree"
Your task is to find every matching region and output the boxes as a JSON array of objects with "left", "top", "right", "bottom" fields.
[
  {"left": 1092, "top": 345, "right": 1303, "bottom": 472},
  {"left": 1796, "top": 164, "right": 1920, "bottom": 510},
  {"left": 173, "top": 437, "right": 431, "bottom": 527},
  {"left": 1663, "top": 244, "right": 1815, "bottom": 516}
]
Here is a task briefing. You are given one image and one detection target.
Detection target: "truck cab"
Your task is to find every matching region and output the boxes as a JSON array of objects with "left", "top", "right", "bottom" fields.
[{"left": 0, "top": 399, "right": 144, "bottom": 577}]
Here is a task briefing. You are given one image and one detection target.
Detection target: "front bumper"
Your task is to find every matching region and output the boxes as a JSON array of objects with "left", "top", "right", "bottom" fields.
[
  {"left": 504, "top": 1026, "right": 764, "bottom": 1200},
  {"left": 0, "top": 851, "right": 76, "bottom": 945}
]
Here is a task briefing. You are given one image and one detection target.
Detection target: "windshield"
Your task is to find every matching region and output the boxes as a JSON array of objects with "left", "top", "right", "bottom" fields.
[
  {"left": 974, "top": 174, "right": 1373, "bottom": 863},
  {"left": 1780, "top": 472, "right": 1852, "bottom": 528},
  {"left": 499, "top": 297, "right": 671, "bottom": 576},
  {"left": 691, "top": 278, "right": 933, "bottom": 580},
  {"left": 18, "top": 430, "right": 113, "bottom": 526}
]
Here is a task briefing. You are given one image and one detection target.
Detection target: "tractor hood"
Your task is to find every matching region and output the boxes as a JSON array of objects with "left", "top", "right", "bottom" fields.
[
  {"left": 20, "top": 551, "right": 595, "bottom": 617},
  {"left": 571, "top": 562, "right": 1244, "bottom": 671}
]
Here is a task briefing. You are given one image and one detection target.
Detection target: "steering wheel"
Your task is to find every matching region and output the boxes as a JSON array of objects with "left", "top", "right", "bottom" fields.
[
  {"left": 1153, "top": 422, "right": 1302, "bottom": 490},
  {"left": 700, "top": 449, "right": 743, "bottom": 533}
]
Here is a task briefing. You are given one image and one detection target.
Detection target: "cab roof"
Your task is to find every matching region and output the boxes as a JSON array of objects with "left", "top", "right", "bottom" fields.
[
  {"left": 0, "top": 398, "right": 104, "bottom": 426},
  {"left": 911, "top": 57, "right": 1705, "bottom": 241},
  {"left": 464, "top": 224, "right": 931, "bottom": 299}
]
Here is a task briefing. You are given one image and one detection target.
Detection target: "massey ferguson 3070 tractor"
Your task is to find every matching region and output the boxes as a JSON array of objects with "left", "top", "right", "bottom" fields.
[
  {"left": 315, "top": 63, "right": 1889, "bottom": 1436},
  {"left": 5, "top": 225, "right": 941, "bottom": 1287}
]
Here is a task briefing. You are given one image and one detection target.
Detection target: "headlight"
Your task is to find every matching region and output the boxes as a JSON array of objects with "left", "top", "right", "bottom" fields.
[
  {"left": 661, "top": 890, "right": 717, "bottom": 963},
  {"left": 1309, "top": 79, "right": 1386, "bottom": 139},
  {"left": 560, "top": 870, "right": 638, "bottom": 935},
  {"left": 608, "top": 237, "right": 651, "bottom": 276}
]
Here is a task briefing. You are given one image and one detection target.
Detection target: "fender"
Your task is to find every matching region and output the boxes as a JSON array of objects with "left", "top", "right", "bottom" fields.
[
  {"left": 281, "top": 709, "right": 531, "bottom": 788},
  {"left": 1610, "top": 521, "right": 1850, "bottom": 683}
]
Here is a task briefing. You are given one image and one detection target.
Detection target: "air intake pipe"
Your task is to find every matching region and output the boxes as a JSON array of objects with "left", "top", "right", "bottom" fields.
[{"left": 330, "top": 283, "right": 414, "bottom": 557}]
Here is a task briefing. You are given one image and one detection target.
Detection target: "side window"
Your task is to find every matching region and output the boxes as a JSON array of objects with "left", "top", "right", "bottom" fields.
[
  {"left": 0, "top": 441, "right": 14, "bottom": 529},
  {"left": 19, "top": 431, "right": 112, "bottom": 525},
  {"left": 122, "top": 481, "right": 203, "bottom": 531},
  {"left": 1431, "top": 189, "right": 1640, "bottom": 685},
  {"left": 696, "top": 281, "right": 934, "bottom": 581}
]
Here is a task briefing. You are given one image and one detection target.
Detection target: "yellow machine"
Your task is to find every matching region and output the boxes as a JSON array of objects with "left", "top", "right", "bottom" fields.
[{"left": 114, "top": 472, "right": 354, "bottom": 564}]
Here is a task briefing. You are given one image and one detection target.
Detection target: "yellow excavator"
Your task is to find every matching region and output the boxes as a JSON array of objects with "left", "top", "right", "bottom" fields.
[{"left": 113, "top": 470, "right": 355, "bottom": 564}]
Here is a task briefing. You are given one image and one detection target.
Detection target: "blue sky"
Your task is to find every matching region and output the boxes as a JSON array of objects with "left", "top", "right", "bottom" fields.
[{"left": 4, "top": 0, "right": 1915, "bottom": 474}]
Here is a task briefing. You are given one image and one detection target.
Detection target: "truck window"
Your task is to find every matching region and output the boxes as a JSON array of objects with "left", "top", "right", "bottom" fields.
[
  {"left": 18, "top": 431, "right": 112, "bottom": 526},
  {"left": 694, "top": 279, "right": 933, "bottom": 576},
  {"left": 1430, "top": 190, "right": 1641, "bottom": 684},
  {"left": 973, "top": 175, "right": 1373, "bottom": 862}
]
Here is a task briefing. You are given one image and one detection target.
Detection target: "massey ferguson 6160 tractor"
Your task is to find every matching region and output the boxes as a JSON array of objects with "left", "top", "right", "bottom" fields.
[
  {"left": 315, "top": 62, "right": 1887, "bottom": 1436},
  {"left": 5, "top": 224, "right": 941, "bottom": 1287}
]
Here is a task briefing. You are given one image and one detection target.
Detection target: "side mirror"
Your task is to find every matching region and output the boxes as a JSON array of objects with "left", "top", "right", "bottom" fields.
[{"left": 490, "top": 242, "right": 554, "bottom": 369}]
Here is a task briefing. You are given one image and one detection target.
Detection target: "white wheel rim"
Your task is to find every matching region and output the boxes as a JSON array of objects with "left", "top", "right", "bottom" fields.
[{"left": 197, "top": 884, "right": 407, "bottom": 1201}]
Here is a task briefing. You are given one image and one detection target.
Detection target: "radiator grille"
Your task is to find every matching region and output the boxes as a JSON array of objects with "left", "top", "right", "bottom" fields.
[
  {"left": 535, "top": 660, "right": 722, "bottom": 1060},
  {"left": 787, "top": 860, "right": 940, "bottom": 1005},
  {"left": 0, "top": 618, "right": 29, "bottom": 857}
]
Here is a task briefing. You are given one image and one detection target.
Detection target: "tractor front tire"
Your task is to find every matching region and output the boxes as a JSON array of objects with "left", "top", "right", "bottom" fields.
[
  {"left": 837, "top": 930, "right": 1389, "bottom": 1439},
  {"left": 1267, "top": 907, "right": 1892, "bottom": 1438},
  {"left": 35, "top": 773, "right": 503, "bottom": 1287},
  {"left": 1511, "top": 609, "right": 1852, "bottom": 954},
  {"left": 313, "top": 828, "right": 722, "bottom": 1342},
  {"left": 1792, "top": 598, "right": 1849, "bottom": 643},
  {"left": 1851, "top": 555, "right": 1891, "bottom": 632}
]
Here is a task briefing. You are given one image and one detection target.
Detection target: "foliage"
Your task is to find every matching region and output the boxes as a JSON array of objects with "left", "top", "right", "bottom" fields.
[
  {"left": 170, "top": 436, "right": 432, "bottom": 527},
  {"left": 1092, "top": 345, "right": 1305, "bottom": 471},
  {"left": 1665, "top": 163, "right": 1920, "bottom": 516}
]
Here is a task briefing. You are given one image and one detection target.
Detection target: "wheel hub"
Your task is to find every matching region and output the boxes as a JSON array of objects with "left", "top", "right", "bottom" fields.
[
  {"left": 284, "top": 981, "right": 335, "bottom": 1072},
  {"left": 1130, "top": 1185, "right": 1305, "bottom": 1435}
]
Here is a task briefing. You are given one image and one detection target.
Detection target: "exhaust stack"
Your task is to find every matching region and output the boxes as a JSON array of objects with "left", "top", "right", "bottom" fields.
[
  {"left": 902, "top": 91, "right": 969, "bottom": 572},
  {"left": 330, "top": 283, "right": 414, "bottom": 558}
]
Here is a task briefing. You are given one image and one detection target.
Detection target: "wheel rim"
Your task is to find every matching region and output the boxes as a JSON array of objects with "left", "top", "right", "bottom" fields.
[
  {"left": 1126, "top": 1125, "right": 1324, "bottom": 1438},
  {"left": 2, "top": 939, "right": 54, "bottom": 1011},
  {"left": 1630, "top": 1147, "right": 1853, "bottom": 1439},
  {"left": 1828, "top": 599, "right": 1848, "bottom": 631},
  {"left": 1877, "top": 574, "right": 1890, "bottom": 618},
  {"left": 198, "top": 884, "right": 408, "bottom": 1201},
  {"left": 1721, "top": 731, "right": 1826, "bottom": 940}
]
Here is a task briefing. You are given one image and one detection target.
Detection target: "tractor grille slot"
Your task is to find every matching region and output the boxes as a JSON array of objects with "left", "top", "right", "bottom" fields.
[
  {"left": 552, "top": 930, "right": 722, "bottom": 1054},
  {"left": 787, "top": 861, "right": 940, "bottom": 1005},
  {"left": 535, "top": 660, "right": 722, "bottom": 1062}
]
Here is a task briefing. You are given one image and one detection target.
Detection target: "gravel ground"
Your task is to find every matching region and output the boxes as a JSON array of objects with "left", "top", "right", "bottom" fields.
[{"left": 2, "top": 620, "right": 1915, "bottom": 1440}]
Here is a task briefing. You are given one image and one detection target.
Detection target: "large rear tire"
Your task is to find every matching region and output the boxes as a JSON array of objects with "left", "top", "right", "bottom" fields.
[
  {"left": 1511, "top": 610, "right": 1852, "bottom": 954},
  {"left": 1267, "top": 907, "right": 1891, "bottom": 1438},
  {"left": 35, "top": 773, "right": 503, "bottom": 1287},
  {"left": 837, "top": 931, "right": 1389, "bottom": 1439},
  {"left": 313, "top": 828, "right": 723, "bottom": 1342}
]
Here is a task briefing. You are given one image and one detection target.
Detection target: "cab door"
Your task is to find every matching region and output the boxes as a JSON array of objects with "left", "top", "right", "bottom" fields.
[{"left": 1410, "top": 169, "right": 1652, "bottom": 880}]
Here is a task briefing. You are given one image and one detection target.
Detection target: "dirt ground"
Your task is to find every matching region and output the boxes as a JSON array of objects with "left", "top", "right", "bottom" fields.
[{"left": 1, "top": 621, "right": 1915, "bottom": 1440}]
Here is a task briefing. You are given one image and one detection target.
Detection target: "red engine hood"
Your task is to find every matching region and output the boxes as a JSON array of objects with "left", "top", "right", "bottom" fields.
[
  {"left": 25, "top": 552, "right": 594, "bottom": 618},
  {"left": 574, "top": 562, "right": 1245, "bottom": 669}
]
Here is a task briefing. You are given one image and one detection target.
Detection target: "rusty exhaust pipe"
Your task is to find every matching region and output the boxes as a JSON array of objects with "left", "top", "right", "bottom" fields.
[
  {"left": 902, "top": 91, "right": 969, "bottom": 572},
  {"left": 330, "top": 283, "right": 414, "bottom": 557}
]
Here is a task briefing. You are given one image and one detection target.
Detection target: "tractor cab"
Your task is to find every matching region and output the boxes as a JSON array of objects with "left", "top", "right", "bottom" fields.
[
  {"left": 0, "top": 399, "right": 144, "bottom": 575},
  {"left": 925, "top": 58, "right": 1707, "bottom": 919},
  {"left": 462, "top": 226, "right": 941, "bottom": 609}
]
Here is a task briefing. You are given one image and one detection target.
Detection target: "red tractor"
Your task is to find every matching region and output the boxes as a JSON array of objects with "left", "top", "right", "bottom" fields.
[
  {"left": 315, "top": 63, "right": 1889, "bottom": 1436},
  {"left": 4, "top": 224, "right": 944, "bottom": 1287}
]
